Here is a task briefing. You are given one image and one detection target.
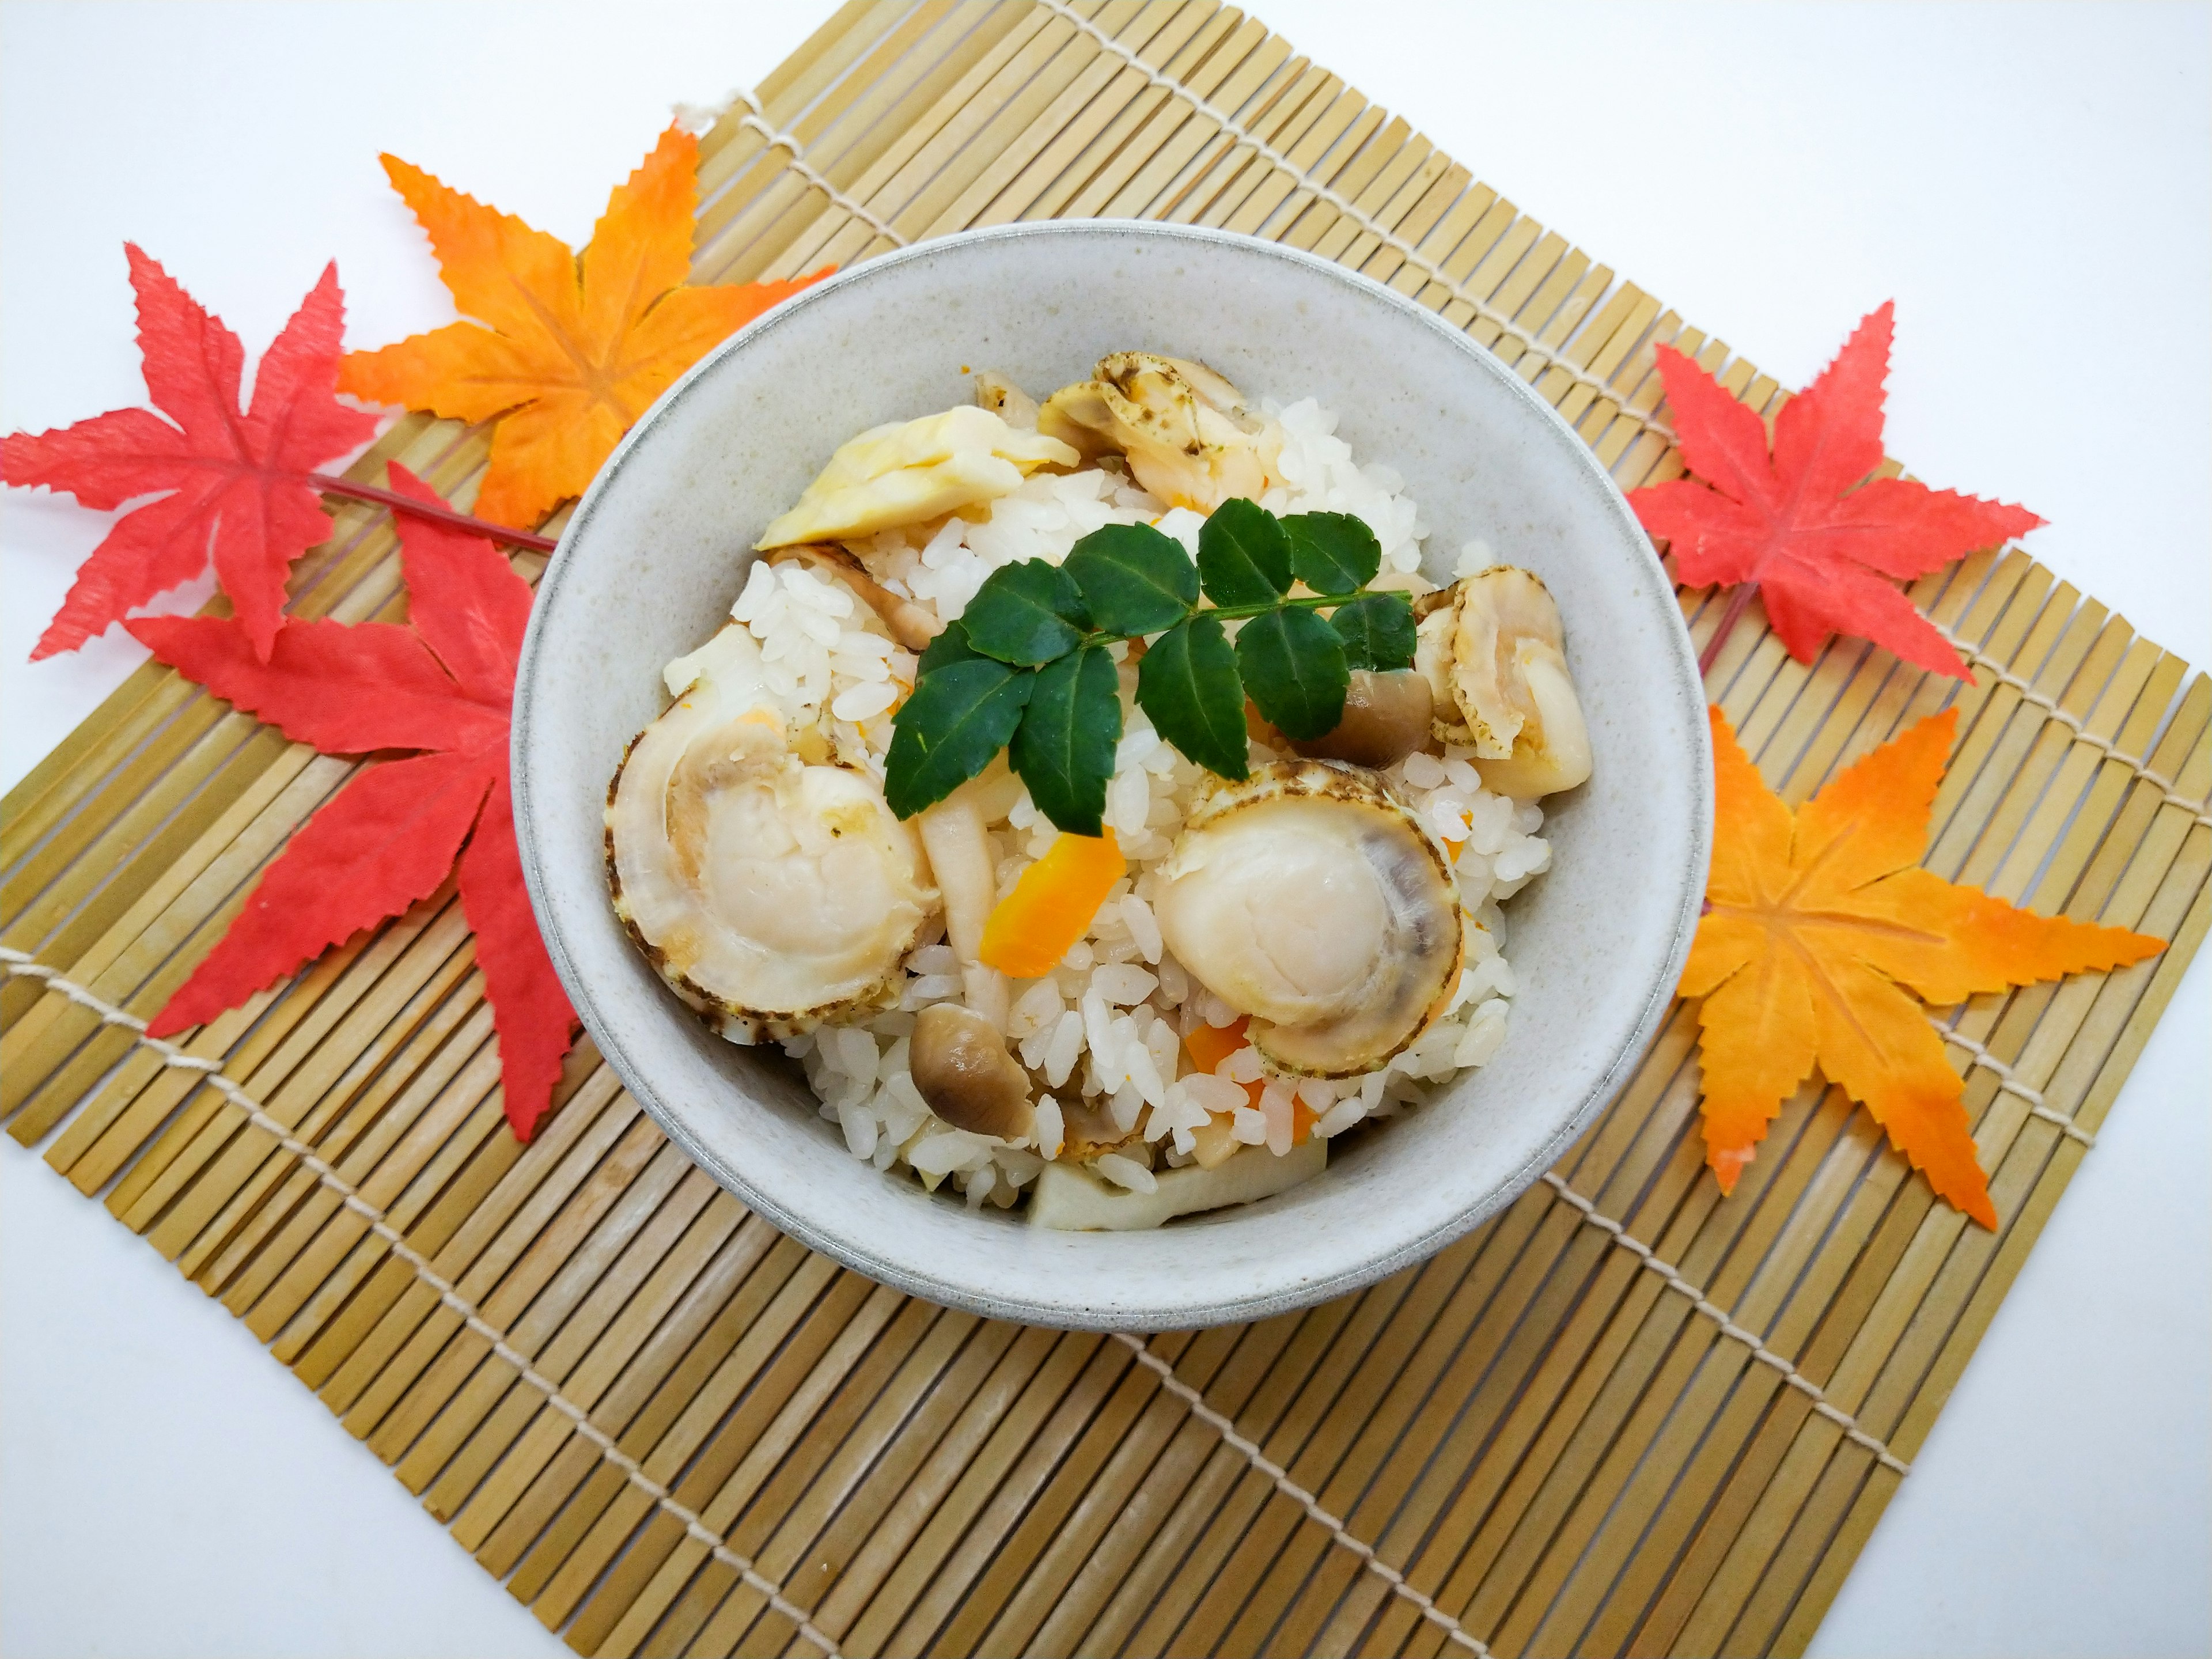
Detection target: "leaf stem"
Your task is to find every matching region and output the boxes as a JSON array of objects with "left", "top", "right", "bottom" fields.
[
  {"left": 1698, "top": 582, "right": 1757, "bottom": 679},
  {"left": 1074, "top": 590, "right": 1346, "bottom": 649},
  {"left": 309, "top": 472, "right": 560, "bottom": 553}
]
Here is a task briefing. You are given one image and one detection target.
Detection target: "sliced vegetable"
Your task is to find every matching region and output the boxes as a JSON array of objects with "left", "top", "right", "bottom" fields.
[
  {"left": 1182, "top": 1013, "right": 1321, "bottom": 1146},
  {"left": 1182, "top": 1014, "right": 1251, "bottom": 1077},
  {"left": 978, "top": 829, "right": 1126, "bottom": 978}
]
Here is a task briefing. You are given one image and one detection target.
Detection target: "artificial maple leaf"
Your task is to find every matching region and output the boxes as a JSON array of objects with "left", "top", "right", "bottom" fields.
[
  {"left": 2, "top": 247, "right": 378, "bottom": 662},
  {"left": 1629, "top": 303, "right": 2043, "bottom": 677},
  {"left": 339, "top": 126, "right": 829, "bottom": 529},
  {"left": 1682, "top": 706, "right": 2164, "bottom": 1226},
  {"left": 128, "top": 465, "right": 577, "bottom": 1140}
]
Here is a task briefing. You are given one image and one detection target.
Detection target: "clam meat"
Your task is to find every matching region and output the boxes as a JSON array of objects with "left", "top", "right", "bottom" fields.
[
  {"left": 1153, "top": 761, "right": 1463, "bottom": 1078},
  {"left": 1038, "top": 351, "right": 1283, "bottom": 513},
  {"left": 608, "top": 624, "right": 935, "bottom": 1041},
  {"left": 1416, "top": 566, "right": 1592, "bottom": 797}
]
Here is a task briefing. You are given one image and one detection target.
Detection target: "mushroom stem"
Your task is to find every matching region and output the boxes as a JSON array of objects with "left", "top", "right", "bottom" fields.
[
  {"left": 962, "top": 964, "right": 1010, "bottom": 1034},
  {"left": 1287, "top": 669, "right": 1434, "bottom": 770}
]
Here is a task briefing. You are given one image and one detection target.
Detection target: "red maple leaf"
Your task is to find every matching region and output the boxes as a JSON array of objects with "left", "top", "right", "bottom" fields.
[
  {"left": 128, "top": 466, "right": 577, "bottom": 1140},
  {"left": 2, "top": 246, "right": 378, "bottom": 662},
  {"left": 1628, "top": 302, "right": 2042, "bottom": 677}
]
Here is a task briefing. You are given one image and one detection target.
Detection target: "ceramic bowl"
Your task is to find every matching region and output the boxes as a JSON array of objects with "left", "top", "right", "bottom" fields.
[{"left": 512, "top": 222, "right": 1710, "bottom": 1331}]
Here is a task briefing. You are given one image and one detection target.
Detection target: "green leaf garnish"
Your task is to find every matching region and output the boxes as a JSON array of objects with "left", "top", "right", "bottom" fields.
[
  {"left": 916, "top": 617, "right": 983, "bottom": 674},
  {"left": 1196, "top": 496, "right": 1292, "bottom": 606},
  {"left": 884, "top": 657, "right": 1034, "bottom": 818},
  {"left": 1010, "top": 644, "right": 1123, "bottom": 837},
  {"left": 1283, "top": 511, "right": 1381, "bottom": 596},
  {"left": 1063, "top": 521, "right": 1198, "bottom": 636},
  {"left": 1328, "top": 589, "right": 1417, "bottom": 671},
  {"left": 959, "top": 558, "right": 1088, "bottom": 665},
  {"left": 1137, "top": 615, "right": 1249, "bottom": 782},
  {"left": 1236, "top": 606, "right": 1349, "bottom": 740},
  {"left": 887, "top": 501, "right": 1429, "bottom": 831}
]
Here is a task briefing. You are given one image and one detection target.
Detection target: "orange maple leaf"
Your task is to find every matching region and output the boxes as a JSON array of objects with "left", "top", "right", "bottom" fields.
[
  {"left": 1683, "top": 706, "right": 2164, "bottom": 1227},
  {"left": 339, "top": 127, "right": 828, "bottom": 528}
]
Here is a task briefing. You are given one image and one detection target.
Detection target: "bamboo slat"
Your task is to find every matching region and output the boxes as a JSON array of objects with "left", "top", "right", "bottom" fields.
[{"left": 3, "top": 6, "right": 2203, "bottom": 1656}]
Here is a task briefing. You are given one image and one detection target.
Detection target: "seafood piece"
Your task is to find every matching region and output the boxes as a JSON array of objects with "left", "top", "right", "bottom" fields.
[
  {"left": 756, "top": 405, "right": 1077, "bottom": 548},
  {"left": 972, "top": 369, "right": 1039, "bottom": 430},
  {"left": 1153, "top": 761, "right": 1463, "bottom": 1078},
  {"left": 1038, "top": 351, "right": 1283, "bottom": 512},
  {"left": 1415, "top": 600, "right": 1474, "bottom": 744},
  {"left": 910, "top": 1005, "right": 1035, "bottom": 1139},
  {"left": 1423, "top": 567, "right": 1592, "bottom": 797},
  {"left": 608, "top": 625, "right": 935, "bottom": 1041},
  {"left": 1029, "top": 1138, "right": 1325, "bottom": 1230},
  {"left": 1287, "top": 669, "right": 1434, "bottom": 770}
]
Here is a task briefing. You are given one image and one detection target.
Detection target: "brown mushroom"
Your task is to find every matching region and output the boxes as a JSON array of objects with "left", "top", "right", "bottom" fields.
[
  {"left": 910, "top": 1004, "right": 1036, "bottom": 1141},
  {"left": 1287, "top": 669, "right": 1435, "bottom": 770}
]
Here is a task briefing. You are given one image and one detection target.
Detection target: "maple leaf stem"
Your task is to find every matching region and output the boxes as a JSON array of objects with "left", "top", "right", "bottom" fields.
[
  {"left": 1698, "top": 582, "right": 1758, "bottom": 679},
  {"left": 309, "top": 473, "right": 559, "bottom": 554}
]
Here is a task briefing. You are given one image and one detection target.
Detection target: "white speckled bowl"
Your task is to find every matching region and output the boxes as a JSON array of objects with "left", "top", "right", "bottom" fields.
[{"left": 512, "top": 222, "right": 1709, "bottom": 1332}]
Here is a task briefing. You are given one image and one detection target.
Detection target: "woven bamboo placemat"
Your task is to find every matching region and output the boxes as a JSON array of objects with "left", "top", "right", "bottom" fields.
[{"left": 5, "top": 4, "right": 2206, "bottom": 1654}]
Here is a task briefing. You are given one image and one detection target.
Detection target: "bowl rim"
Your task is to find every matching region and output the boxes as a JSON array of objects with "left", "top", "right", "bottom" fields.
[{"left": 513, "top": 219, "right": 1711, "bottom": 1330}]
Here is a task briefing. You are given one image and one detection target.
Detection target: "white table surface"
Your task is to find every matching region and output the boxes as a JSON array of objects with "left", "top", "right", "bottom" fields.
[{"left": 2, "top": 4, "right": 2205, "bottom": 1655}]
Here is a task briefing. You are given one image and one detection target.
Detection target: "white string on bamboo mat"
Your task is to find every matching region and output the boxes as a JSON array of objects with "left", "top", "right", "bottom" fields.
[
  {"left": 0, "top": 948, "right": 844, "bottom": 1659},
  {"left": 1938, "top": 1024, "right": 2092, "bottom": 1147},
  {"left": 1031, "top": 0, "right": 1673, "bottom": 442},
  {"left": 1113, "top": 1331, "right": 1493, "bottom": 1656},
  {"left": 721, "top": 88, "right": 911, "bottom": 249},
  {"left": 1540, "top": 1175, "right": 1912, "bottom": 1476},
  {"left": 1931, "top": 619, "right": 2212, "bottom": 827}
]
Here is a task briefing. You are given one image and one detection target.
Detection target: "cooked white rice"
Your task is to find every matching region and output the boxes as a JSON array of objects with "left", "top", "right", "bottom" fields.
[{"left": 710, "top": 397, "right": 1551, "bottom": 1212}]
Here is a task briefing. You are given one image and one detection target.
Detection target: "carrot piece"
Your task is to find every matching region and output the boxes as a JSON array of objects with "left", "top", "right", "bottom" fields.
[
  {"left": 1182, "top": 1015, "right": 1250, "bottom": 1077},
  {"left": 1184, "top": 1013, "right": 1300, "bottom": 1134},
  {"left": 978, "top": 830, "right": 1125, "bottom": 979}
]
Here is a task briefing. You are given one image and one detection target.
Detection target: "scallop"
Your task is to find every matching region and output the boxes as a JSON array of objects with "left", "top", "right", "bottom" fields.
[
  {"left": 755, "top": 405, "right": 1077, "bottom": 549},
  {"left": 607, "top": 624, "right": 935, "bottom": 1041},
  {"left": 1153, "top": 762, "right": 1463, "bottom": 1078},
  {"left": 1037, "top": 351, "right": 1283, "bottom": 512},
  {"left": 1418, "top": 566, "right": 1593, "bottom": 797}
]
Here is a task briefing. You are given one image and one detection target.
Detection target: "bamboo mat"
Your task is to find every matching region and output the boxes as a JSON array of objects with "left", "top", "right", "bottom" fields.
[{"left": 5, "top": 3, "right": 2206, "bottom": 1654}]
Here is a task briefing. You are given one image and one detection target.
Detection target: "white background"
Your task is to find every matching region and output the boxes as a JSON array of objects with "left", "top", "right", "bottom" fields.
[{"left": 2, "top": 3, "right": 2205, "bottom": 1656}]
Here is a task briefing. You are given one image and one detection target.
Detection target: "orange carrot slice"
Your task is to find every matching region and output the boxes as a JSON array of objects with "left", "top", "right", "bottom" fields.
[
  {"left": 978, "top": 830, "right": 1125, "bottom": 979},
  {"left": 1182, "top": 1012, "right": 1321, "bottom": 1143},
  {"left": 1182, "top": 1014, "right": 1250, "bottom": 1078}
]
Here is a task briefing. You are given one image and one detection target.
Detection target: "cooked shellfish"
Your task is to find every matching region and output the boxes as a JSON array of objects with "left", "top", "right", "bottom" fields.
[
  {"left": 1152, "top": 761, "right": 1463, "bottom": 1078},
  {"left": 608, "top": 624, "right": 935, "bottom": 1041},
  {"left": 755, "top": 405, "right": 1077, "bottom": 549},
  {"left": 1416, "top": 566, "right": 1592, "bottom": 797},
  {"left": 1038, "top": 351, "right": 1283, "bottom": 512}
]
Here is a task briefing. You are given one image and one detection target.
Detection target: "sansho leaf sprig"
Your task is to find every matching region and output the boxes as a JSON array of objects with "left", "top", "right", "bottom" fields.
[{"left": 884, "top": 499, "right": 1416, "bottom": 835}]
